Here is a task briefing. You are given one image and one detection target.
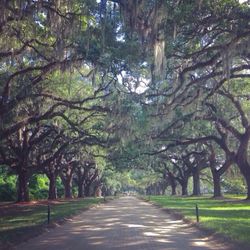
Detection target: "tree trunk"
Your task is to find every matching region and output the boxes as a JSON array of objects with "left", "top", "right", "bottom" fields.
[
  {"left": 192, "top": 168, "right": 201, "bottom": 196},
  {"left": 84, "top": 182, "right": 91, "bottom": 197},
  {"left": 171, "top": 182, "right": 177, "bottom": 195},
  {"left": 60, "top": 170, "right": 73, "bottom": 199},
  {"left": 64, "top": 179, "right": 72, "bottom": 198},
  {"left": 17, "top": 170, "right": 29, "bottom": 202},
  {"left": 78, "top": 182, "right": 84, "bottom": 198},
  {"left": 167, "top": 172, "right": 177, "bottom": 196},
  {"left": 211, "top": 170, "right": 222, "bottom": 198},
  {"left": 181, "top": 179, "right": 188, "bottom": 196},
  {"left": 235, "top": 130, "right": 250, "bottom": 200},
  {"left": 237, "top": 161, "right": 250, "bottom": 200},
  {"left": 48, "top": 174, "right": 57, "bottom": 200},
  {"left": 246, "top": 175, "right": 250, "bottom": 200}
]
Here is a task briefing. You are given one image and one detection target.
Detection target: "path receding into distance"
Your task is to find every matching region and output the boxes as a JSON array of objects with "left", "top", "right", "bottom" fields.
[{"left": 16, "top": 196, "right": 233, "bottom": 250}]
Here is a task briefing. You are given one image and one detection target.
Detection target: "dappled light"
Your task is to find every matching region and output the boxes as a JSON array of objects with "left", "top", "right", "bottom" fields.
[
  {"left": 17, "top": 197, "right": 229, "bottom": 250},
  {"left": 1, "top": 0, "right": 250, "bottom": 249}
]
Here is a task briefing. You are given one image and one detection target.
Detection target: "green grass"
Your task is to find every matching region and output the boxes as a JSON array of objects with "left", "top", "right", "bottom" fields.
[
  {"left": 147, "top": 195, "right": 250, "bottom": 245},
  {"left": 0, "top": 198, "right": 103, "bottom": 245}
]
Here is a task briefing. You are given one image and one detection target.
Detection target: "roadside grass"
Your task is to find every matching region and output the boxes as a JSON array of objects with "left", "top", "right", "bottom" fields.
[
  {"left": 147, "top": 195, "right": 250, "bottom": 245},
  {"left": 0, "top": 197, "right": 103, "bottom": 245}
]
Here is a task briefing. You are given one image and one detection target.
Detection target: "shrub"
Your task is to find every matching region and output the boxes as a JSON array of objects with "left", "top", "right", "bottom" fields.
[
  {"left": 0, "top": 173, "right": 16, "bottom": 201},
  {"left": 222, "top": 178, "right": 246, "bottom": 194}
]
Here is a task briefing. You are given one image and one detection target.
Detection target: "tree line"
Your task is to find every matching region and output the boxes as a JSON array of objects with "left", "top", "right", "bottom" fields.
[
  {"left": 1, "top": 0, "right": 250, "bottom": 201},
  {"left": 107, "top": 0, "right": 250, "bottom": 199}
]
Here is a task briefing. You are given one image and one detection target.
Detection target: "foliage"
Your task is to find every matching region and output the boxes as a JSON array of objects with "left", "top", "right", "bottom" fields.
[
  {"left": 223, "top": 178, "right": 246, "bottom": 194},
  {"left": 1, "top": 0, "right": 250, "bottom": 202},
  {"left": 0, "top": 167, "right": 16, "bottom": 201},
  {"left": 29, "top": 175, "right": 49, "bottom": 200}
]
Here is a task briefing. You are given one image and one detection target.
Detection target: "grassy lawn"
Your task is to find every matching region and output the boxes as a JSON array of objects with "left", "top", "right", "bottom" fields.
[
  {"left": 147, "top": 195, "right": 250, "bottom": 245},
  {"left": 0, "top": 198, "right": 104, "bottom": 245}
]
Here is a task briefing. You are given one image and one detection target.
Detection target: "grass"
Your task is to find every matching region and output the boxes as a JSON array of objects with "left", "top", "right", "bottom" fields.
[
  {"left": 147, "top": 194, "right": 250, "bottom": 245},
  {"left": 0, "top": 197, "right": 104, "bottom": 246}
]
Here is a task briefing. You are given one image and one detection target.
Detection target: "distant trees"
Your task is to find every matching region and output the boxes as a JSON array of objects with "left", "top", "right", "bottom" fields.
[{"left": 138, "top": 79, "right": 250, "bottom": 198}]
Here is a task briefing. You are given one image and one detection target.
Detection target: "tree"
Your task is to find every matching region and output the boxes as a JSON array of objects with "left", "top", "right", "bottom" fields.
[
  {"left": 202, "top": 80, "right": 250, "bottom": 199},
  {"left": 1, "top": 0, "right": 250, "bottom": 201}
]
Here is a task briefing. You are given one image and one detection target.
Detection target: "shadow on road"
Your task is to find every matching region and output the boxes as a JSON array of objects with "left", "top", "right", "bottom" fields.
[{"left": 17, "top": 197, "right": 231, "bottom": 250}]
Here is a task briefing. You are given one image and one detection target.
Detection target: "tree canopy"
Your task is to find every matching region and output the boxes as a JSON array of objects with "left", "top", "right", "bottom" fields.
[{"left": 1, "top": 0, "right": 250, "bottom": 201}]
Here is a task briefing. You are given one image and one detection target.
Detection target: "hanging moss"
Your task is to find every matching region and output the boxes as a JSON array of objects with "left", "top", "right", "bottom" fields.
[{"left": 119, "top": 0, "right": 167, "bottom": 83}]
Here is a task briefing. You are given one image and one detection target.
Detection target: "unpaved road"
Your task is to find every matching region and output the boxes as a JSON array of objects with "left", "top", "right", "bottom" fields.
[{"left": 16, "top": 196, "right": 232, "bottom": 250}]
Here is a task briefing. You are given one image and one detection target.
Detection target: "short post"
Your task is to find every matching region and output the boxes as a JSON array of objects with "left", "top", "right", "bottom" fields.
[
  {"left": 47, "top": 204, "right": 51, "bottom": 224},
  {"left": 195, "top": 204, "right": 199, "bottom": 223}
]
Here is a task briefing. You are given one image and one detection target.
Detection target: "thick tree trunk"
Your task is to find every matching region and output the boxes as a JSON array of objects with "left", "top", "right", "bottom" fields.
[
  {"left": 171, "top": 182, "right": 177, "bottom": 195},
  {"left": 75, "top": 168, "right": 86, "bottom": 198},
  {"left": 235, "top": 131, "right": 250, "bottom": 200},
  {"left": 17, "top": 170, "right": 29, "bottom": 202},
  {"left": 246, "top": 176, "right": 250, "bottom": 200},
  {"left": 60, "top": 169, "right": 73, "bottom": 199},
  {"left": 181, "top": 180, "right": 188, "bottom": 196},
  {"left": 211, "top": 170, "right": 222, "bottom": 198},
  {"left": 237, "top": 162, "right": 250, "bottom": 200},
  {"left": 192, "top": 168, "right": 201, "bottom": 196},
  {"left": 78, "top": 182, "right": 84, "bottom": 198},
  {"left": 167, "top": 173, "right": 177, "bottom": 196},
  {"left": 84, "top": 183, "right": 91, "bottom": 197},
  {"left": 48, "top": 174, "right": 57, "bottom": 200},
  {"left": 64, "top": 179, "right": 72, "bottom": 198}
]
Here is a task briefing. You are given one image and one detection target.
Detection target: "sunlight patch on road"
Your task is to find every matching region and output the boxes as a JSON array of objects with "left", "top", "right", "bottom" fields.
[
  {"left": 144, "top": 232, "right": 161, "bottom": 236},
  {"left": 90, "top": 241, "right": 103, "bottom": 245},
  {"left": 103, "top": 217, "right": 120, "bottom": 222},
  {"left": 153, "top": 227, "right": 172, "bottom": 233},
  {"left": 87, "top": 236, "right": 105, "bottom": 240},
  {"left": 156, "top": 238, "right": 172, "bottom": 243},
  {"left": 191, "top": 239, "right": 207, "bottom": 247},
  {"left": 123, "top": 223, "right": 147, "bottom": 228},
  {"left": 87, "top": 227, "right": 111, "bottom": 231}
]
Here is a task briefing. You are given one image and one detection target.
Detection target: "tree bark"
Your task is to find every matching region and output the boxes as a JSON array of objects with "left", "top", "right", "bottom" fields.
[
  {"left": 181, "top": 179, "right": 188, "bottom": 196},
  {"left": 78, "top": 182, "right": 84, "bottom": 198},
  {"left": 60, "top": 174, "right": 73, "bottom": 199},
  {"left": 246, "top": 175, "right": 250, "bottom": 200},
  {"left": 17, "top": 169, "right": 29, "bottom": 202},
  {"left": 171, "top": 182, "right": 177, "bottom": 195},
  {"left": 64, "top": 179, "right": 72, "bottom": 198},
  {"left": 192, "top": 168, "right": 201, "bottom": 196},
  {"left": 236, "top": 161, "right": 250, "bottom": 200},
  {"left": 211, "top": 169, "right": 222, "bottom": 198},
  {"left": 235, "top": 132, "right": 250, "bottom": 200},
  {"left": 166, "top": 172, "right": 177, "bottom": 196},
  {"left": 48, "top": 174, "right": 57, "bottom": 200},
  {"left": 84, "top": 182, "right": 91, "bottom": 197}
]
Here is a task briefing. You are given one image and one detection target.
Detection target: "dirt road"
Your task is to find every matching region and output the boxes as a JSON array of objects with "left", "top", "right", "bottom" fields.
[{"left": 16, "top": 196, "right": 232, "bottom": 250}]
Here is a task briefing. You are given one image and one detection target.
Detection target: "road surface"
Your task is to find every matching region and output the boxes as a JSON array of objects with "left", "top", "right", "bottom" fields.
[{"left": 16, "top": 196, "right": 232, "bottom": 250}]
